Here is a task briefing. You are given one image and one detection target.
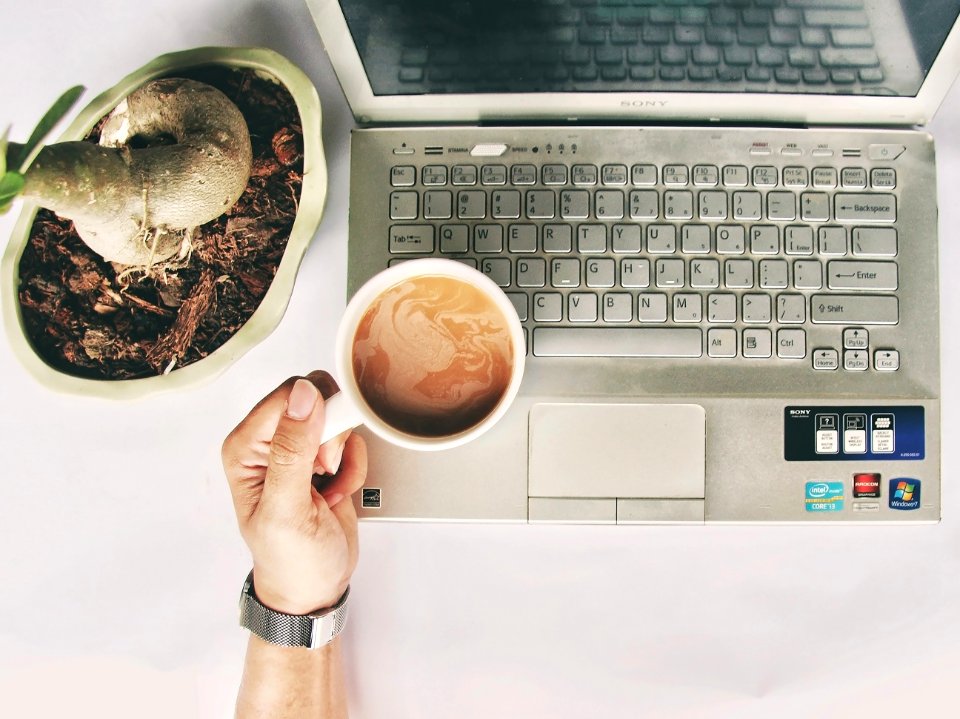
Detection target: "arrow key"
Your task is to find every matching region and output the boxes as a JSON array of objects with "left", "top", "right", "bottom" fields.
[
  {"left": 874, "top": 349, "right": 900, "bottom": 371},
  {"left": 813, "top": 348, "right": 840, "bottom": 371},
  {"left": 843, "top": 327, "right": 869, "bottom": 349}
]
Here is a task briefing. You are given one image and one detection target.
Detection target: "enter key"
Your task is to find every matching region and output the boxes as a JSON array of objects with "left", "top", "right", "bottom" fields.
[{"left": 827, "top": 261, "right": 898, "bottom": 290}]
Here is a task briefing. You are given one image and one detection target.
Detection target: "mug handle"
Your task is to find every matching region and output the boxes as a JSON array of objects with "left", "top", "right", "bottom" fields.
[{"left": 319, "top": 391, "right": 366, "bottom": 446}]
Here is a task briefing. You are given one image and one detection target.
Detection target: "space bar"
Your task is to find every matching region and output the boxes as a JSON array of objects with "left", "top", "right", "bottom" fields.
[{"left": 533, "top": 328, "right": 703, "bottom": 357}]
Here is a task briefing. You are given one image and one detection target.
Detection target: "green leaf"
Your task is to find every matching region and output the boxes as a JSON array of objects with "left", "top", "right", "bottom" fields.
[
  {"left": 13, "top": 85, "right": 85, "bottom": 172},
  {"left": 0, "top": 170, "right": 25, "bottom": 214},
  {"left": 0, "top": 126, "right": 8, "bottom": 176}
]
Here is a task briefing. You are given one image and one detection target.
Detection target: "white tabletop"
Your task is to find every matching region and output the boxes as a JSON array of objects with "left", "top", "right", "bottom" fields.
[{"left": 1, "top": 2, "right": 958, "bottom": 717}]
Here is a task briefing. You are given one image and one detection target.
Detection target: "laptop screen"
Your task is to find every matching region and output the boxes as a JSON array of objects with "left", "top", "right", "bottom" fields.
[{"left": 337, "top": 0, "right": 960, "bottom": 100}]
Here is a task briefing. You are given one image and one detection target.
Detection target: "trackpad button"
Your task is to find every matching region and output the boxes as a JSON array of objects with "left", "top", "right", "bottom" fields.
[{"left": 529, "top": 403, "right": 706, "bottom": 499}]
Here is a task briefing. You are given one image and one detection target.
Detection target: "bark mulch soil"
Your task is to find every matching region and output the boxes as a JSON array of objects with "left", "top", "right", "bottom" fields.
[{"left": 17, "top": 65, "right": 304, "bottom": 380}]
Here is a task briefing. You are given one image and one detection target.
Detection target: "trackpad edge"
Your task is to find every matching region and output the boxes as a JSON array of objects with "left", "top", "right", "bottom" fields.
[{"left": 528, "top": 403, "right": 706, "bottom": 499}]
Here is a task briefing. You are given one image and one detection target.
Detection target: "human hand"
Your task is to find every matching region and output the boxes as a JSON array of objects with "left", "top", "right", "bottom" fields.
[{"left": 222, "top": 371, "right": 367, "bottom": 614}]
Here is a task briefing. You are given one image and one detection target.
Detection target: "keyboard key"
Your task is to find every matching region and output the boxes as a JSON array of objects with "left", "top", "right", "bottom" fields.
[
  {"left": 656, "top": 258, "right": 685, "bottom": 287},
  {"left": 716, "top": 225, "right": 746, "bottom": 254},
  {"left": 535, "top": 325, "right": 703, "bottom": 357},
  {"left": 439, "top": 224, "right": 469, "bottom": 254},
  {"left": 630, "top": 190, "right": 659, "bottom": 219},
  {"left": 390, "top": 191, "right": 418, "bottom": 220},
  {"left": 664, "top": 191, "right": 694, "bottom": 219},
  {"left": 777, "top": 329, "right": 806, "bottom": 359},
  {"left": 673, "top": 294, "right": 702, "bottom": 323},
  {"left": 542, "top": 165, "right": 569, "bottom": 186},
  {"left": 492, "top": 190, "right": 521, "bottom": 219},
  {"left": 508, "top": 224, "right": 538, "bottom": 253},
  {"left": 569, "top": 293, "right": 598, "bottom": 322},
  {"left": 601, "top": 164, "right": 628, "bottom": 185},
  {"left": 742, "top": 329, "right": 772, "bottom": 358},
  {"left": 422, "top": 165, "right": 448, "bottom": 186},
  {"left": 543, "top": 224, "right": 573, "bottom": 253},
  {"left": 390, "top": 225, "right": 434, "bottom": 253},
  {"left": 708, "top": 293, "right": 737, "bottom": 323},
  {"left": 612, "top": 224, "right": 643, "bottom": 253},
  {"left": 827, "top": 261, "right": 898, "bottom": 291},
  {"left": 390, "top": 166, "right": 416, "bottom": 186},
  {"left": 481, "top": 258, "right": 511, "bottom": 287},
  {"left": 708, "top": 328, "right": 737, "bottom": 358},
  {"left": 561, "top": 190, "right": 591, "bottom": 218},
  {"left": 595, "top": 190, "right": 625, "bottom": 219},
  {"left": 516, "top": 258, "right": 546, "bottom": 288},
  {"left": 777, "top": 294, "right": 807, "bottom": 323},
  {"left": 603, "top": 293, "right": 634, "bottom": 323},
  {"left": 457, "top": 190, "right": 486, "bottom": 219},
  {"left": 533, "top": 293, "right": 563, "bottom": 322},
  {"left": 647, "top": 225, "right": 677, "bottom": 253},
  {"left": 690, "top": 259, "right": 720, "bottom": 288},
  {"left": 526, "top": 190, "right": 556, "bottom": 220},
  {"left": 793, "top": 260, "right": 823, "bottom": 290},
  {"left": 586, "top": 258, "right": 616, "bottom": 288},
  {"left": 851, "top": 227, "right": 897, "bottom": 257},
  {"left": 481, "top": 164, "right": 507, "bottom": 185},
  {"left": 474, "top": 224, "right": 504, "bottom": 253},
  {"left": 551, "top": 258, "right": 581, "bottom": 287},
  {"left": 578, "top": 224, "right": 607, "bottom": 253},
  {"left": 743, "top": 294, "right": 772, "bottom": 323},
  {"left": 631, "top": 164, "right": 658, "bottom": 185},
  {"left": 835, "top": 194, "right": 896, "bottom": 223},
  {"left": 451, "top": 165, "right": 477, "bottom": 185},
  {"left": 811, "top": 295, "right": 899, "bottom": 324},
  {"left": 423, "top": 190, "right": 452, "bottom": 219},
  {"left": 572, "top": 165, "right": 599, "bottom": 185},
  {"left": 620, "top": 259, "right": 650, "bottom": 288}
]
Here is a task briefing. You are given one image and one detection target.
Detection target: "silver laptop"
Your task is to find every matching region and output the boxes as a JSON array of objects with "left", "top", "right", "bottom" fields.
[{"left": 305, "top": 0, "right": 960, "bottom": 524}]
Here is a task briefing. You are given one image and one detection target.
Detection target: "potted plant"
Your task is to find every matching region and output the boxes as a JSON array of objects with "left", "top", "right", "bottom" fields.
[{"left": 1, "top": 46, "right": 327, "bottom": 399}]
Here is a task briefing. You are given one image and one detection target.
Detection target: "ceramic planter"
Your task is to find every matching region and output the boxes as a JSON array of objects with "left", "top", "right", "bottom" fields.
[{"left": 1, "top": 46, "right": 326, "bottom": 399}]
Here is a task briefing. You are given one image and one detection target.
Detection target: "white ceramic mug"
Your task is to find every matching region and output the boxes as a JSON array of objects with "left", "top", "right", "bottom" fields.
[{"left": 319, "top": 259, "right": 525, "bottom": 451}]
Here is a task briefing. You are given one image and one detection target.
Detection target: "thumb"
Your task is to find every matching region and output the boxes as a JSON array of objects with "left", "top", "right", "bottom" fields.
[{"left": 261, "top": 378, "right": 327, "bottom": 517}]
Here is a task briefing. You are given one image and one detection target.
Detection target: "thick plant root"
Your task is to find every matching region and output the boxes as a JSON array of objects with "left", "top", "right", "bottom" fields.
[{"left": 23, "top": 78, "right": 252, "bottom": 266}]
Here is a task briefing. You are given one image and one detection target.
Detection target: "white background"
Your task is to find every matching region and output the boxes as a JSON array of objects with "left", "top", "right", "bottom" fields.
[{"left": 1, "top": 2, "right": 958, "bottom": 717}]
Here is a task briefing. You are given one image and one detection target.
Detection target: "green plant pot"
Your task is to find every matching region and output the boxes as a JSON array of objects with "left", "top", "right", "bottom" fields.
[{"left": 1, "top": 46, "right": 327, "bottom": 399}]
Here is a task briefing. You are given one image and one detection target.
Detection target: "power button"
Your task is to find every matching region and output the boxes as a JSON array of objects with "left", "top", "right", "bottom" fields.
[{"left": 868, "top": 144, "right": 906, "bottom": 161}]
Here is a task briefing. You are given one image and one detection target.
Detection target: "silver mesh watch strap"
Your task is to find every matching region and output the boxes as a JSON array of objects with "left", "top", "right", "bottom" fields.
[{"left": 239, "top": 571, "right": 350, "bottom": 649}]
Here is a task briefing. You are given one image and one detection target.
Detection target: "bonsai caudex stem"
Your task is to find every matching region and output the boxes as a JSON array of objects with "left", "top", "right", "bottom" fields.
[{"left": 22, "top": 78, "right": 252, "bottom": 266}]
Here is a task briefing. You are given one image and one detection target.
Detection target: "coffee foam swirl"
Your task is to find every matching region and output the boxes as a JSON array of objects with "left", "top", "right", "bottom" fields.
[{"left": 352, "top": 275, "right": 514, "bottom": 437}]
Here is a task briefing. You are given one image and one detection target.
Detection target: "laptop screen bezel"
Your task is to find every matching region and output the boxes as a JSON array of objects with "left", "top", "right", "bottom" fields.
[{"left": 306, "top": 0, "right": 960, "bottom": 127}]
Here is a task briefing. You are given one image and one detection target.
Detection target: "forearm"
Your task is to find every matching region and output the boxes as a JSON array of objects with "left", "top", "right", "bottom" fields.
[{"left": 236, "top": 635, "right": 348, "bottom": 719}]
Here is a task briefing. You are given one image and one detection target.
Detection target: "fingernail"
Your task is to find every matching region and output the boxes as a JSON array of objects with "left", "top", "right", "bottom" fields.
[
  {"left": 329, "top": 443, "right": 345, "bottom": 475},
  {"left": 324, "top": 492, "right": 344, "bottom": 508},
  {"left": 286, "top": 379, "right": 318, "bottom": 420}
]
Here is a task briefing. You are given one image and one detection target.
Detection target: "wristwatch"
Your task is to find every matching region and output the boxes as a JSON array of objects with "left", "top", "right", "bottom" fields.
[{"left": 239, "top": 571, "right": 350, "bottom": 649}]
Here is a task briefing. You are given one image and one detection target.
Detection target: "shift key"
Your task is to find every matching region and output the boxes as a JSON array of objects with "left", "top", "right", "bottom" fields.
[
  {"left": 811, "top": 294, "right": 898, "bottom": 324},
  {"left": 835, "top": 193, "right": 896, "bottom": 222}
]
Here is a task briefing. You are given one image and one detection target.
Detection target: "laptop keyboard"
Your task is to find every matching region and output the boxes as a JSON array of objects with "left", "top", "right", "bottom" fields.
[
  {"left": 388, "top": 0, "right": 884, "bottom": 94},
  {"left": 384, "top": 142, "right": 903, "bottom": 371}
]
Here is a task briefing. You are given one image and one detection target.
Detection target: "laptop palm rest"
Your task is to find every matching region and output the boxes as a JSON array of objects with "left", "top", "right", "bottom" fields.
[{"left": 528, "top": 403, "right": 706, "bottom": 501}]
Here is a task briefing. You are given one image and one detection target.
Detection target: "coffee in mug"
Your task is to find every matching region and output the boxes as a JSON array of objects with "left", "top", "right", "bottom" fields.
[{"left": 321, "top": 259, "right": 525, "bottom": 451}]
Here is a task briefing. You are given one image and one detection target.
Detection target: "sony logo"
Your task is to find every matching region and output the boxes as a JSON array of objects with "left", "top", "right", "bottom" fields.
[
  {"left": 790, "top": 409, "right": 812, "bottom": 416},
  {"left": 620, "top": 100, "right": 669, "bottom": 108}
]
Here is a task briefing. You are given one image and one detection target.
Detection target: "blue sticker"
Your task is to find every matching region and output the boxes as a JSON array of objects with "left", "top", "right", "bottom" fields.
[
  {"left": 889, "top": 478, "right": 921, "bottom": 511},
  {"left": 805, "top": 481, "right": 845, "bottom": 512}
]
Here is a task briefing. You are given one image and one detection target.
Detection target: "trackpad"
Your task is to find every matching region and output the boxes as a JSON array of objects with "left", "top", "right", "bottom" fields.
[{"left": 528, "top": 403, "right": 706, "bottom": 499}]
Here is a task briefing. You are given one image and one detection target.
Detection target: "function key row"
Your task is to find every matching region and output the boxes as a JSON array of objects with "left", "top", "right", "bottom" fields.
[{"left": 391, "top": 163, "right": 896, "bottom": 190}]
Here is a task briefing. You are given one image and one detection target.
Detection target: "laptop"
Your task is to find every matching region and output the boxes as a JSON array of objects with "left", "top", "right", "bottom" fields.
[{"left": 304, "top": 0, "right": 960, "bottom": 524}]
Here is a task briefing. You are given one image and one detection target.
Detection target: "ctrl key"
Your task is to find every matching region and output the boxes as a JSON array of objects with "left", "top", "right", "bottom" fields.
[{"left": 390, "top": 225, "right": 435, "bottom": 254}]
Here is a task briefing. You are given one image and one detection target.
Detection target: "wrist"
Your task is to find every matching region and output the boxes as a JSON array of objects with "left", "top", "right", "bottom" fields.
[{"left": 251, "top": 571, "right": 348, "bottom": 616}]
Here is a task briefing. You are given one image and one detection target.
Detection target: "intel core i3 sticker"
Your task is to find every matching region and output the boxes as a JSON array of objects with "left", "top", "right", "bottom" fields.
[{"left": 806, "top": 482, "right": 845, "bottom": 512}]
